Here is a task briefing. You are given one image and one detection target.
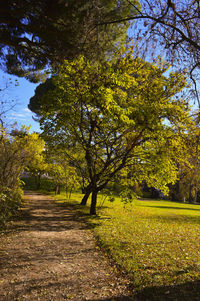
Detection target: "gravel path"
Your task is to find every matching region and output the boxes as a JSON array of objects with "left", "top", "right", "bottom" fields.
[{"left": 0, "top": 191, "right": 133, "bottom": 301}]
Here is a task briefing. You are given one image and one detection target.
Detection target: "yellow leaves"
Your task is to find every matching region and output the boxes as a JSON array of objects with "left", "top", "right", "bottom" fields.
[
  {"left": 36, "top": 51, "right": 195, "bottom": 199},
  {"left": 44, "top": 52, "right": 190, "bottom": 139},
  {"left": 119, "top": 114, "right": 131, "bottom": 125}
]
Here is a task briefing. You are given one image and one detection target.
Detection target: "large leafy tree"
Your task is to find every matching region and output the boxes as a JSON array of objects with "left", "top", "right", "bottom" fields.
[
  {"left": 0, "top": 0, "right": 139, "bottom": 81},
  {"left": 29, "top": 51, "right": 192, "bottom": 214}
]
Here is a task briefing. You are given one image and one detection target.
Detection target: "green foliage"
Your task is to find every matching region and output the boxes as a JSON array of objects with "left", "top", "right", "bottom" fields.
[
  {"left": 0, "top": 128, "right": 45, "bottom": 188},
  {"left": 168, "top": 119, "right": 200, "bottom": 203},
  {"left": 119, "top": 189, "right": 134, "bottom": 206},
  {"left": 0, "top": 187, "right": 22, "bottom": 228},
  {"left": 98, "top": 189, "right": 115, "bottom": 208},
  {"left": 0, "top": 126, "right": 46, "bottom": 226},
  {"left": 1, "top": 0, "right": 139, "bottom": 80},
  {"left": 30, "top": 50, "right": 193, "bottom": 213},
  {"left": 29, "top": 78, "right": 55, "bottom": 114},
  {"left": 25, "top": 134, "right": 48, "bottom": 189},
  {"left": 21, "top": 176, "right": 54, "bottom": 192},
  {"left": 47, "top": 151, "right": 80, "bottom": 198}
]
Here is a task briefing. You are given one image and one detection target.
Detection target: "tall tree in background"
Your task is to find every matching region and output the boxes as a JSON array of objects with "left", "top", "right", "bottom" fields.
[
  {"left": 0, "top": 0, "right": 139, "bottom": 81},
  {"left": 47, "top": 150, "right": 80, "bottom": 198},
  {"left": 100, "top": 0, "right": 200, "bottom": 103},
  {"left": 170, "top": 121, "right": 200, "bottom": 204}
]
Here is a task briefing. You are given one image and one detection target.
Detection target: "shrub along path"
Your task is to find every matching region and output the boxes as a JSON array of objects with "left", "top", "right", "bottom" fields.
[{"left": 0, "top": 191, "right": 133, "bottom": 301}]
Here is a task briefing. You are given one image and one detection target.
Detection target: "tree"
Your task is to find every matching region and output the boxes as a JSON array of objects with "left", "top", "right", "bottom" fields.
[
  {"left": 0, "top": 0, "right": 139, "bottom": 81},
  {"left": 29, "top": 51, "right": 192, "bottom": 214},
  {"left": 0, "top": 76, "right": 19, "bottom": 126},
  {"left": 170, "top": 121, "right": 200, "bottom": 204},
  {"left": 25, "top": 137, "right": 48, "bottom": 190},
  {"left": 37, "top": 137, "right": 90, "bottom": 197},
  {"left": 100, "top": 0, "right": 200, "bottom": 103},
  {"left": 0, "top": 126, "right": 45, "bottom": 225},
  {"left": 0, "top": 127, "right": 45, "bottom": 189},
  {"left": 47, "top": 150, "right": 80, "bottom": 199}
]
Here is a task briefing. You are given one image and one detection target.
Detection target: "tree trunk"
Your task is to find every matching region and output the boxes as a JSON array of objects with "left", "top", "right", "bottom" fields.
[
  {"left": 37, "top": 174, "right": 41, "bottom": 190},
  {"left": 189, "top": 184, "right": 193, "bottom": 203},
  {"left": 68, "top": 187, "right": 73, "bottom": 200},
  {"left": 194, "top": 188, "right": 198, "bottom": 204},
  {"left": 55, "top": 185, "right": 60, "bottom": 195},
  {"left": 175, "top": 180, "right": 180, "bottom": 200},
  {"left": 81, "top": 187, "right": 86, "bottom": 194},
  {"left": 80, "top": 189, "right": 91, "bottom": 205},
  {"left": 90, "top": 190, "right": 98, "bottom": 215}
]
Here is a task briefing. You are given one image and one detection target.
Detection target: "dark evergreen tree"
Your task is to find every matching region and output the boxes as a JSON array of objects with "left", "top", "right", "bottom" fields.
[{"left": 0, "top": 0, "right": 139, "bottom": 81}]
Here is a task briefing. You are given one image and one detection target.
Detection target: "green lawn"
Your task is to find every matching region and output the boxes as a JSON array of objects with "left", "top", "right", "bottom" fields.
[{"left": 54, "top": 192, "right": 200, "bottom": 299}]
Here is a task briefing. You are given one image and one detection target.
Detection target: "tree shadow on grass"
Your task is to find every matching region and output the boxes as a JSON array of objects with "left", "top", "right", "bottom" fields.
[
  {"left": 139, "top": 204, "right": 200, "bottom": 211},
  {"left": 81, "top": 279, "right": 200, "bottom": 301},
  {"left": 133, "top": 280, "right": 200, "bottom": 301},
  {"left": 52, "top": 199, "right": 111, "bottom": 228}
]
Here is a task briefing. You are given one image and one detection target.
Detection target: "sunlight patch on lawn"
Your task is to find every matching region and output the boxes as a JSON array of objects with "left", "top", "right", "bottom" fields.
[{"left": 54, "top": 192, "right": 200, "bottom": 291}]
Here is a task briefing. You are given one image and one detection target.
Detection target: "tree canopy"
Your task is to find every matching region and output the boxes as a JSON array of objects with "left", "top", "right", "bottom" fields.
[
  {"left": 29, "top": 51, "right": 193, "bottom": 214},
  {"left": 0, "top": 0, "right": 139, "bottom": 81},
  {"left": 2, "top": 0, "right": 200, "bottom": 101}
]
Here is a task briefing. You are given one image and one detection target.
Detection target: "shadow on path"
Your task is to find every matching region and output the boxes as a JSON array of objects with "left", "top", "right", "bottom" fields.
[
  {"left": 0, "top": 191, "right": 133, "bottom": 301},
  {"left": 1, "top": 191, "right": 199, "bottom": 300}
]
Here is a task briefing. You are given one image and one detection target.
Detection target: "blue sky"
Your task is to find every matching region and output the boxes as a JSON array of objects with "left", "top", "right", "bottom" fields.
[{"left": 0, "top": 70, "right": 40, "bottom": 133}]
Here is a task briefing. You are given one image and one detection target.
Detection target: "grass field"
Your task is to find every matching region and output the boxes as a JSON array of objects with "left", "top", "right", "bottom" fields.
[{"left": 54, "top": 192, "right": 200, "bottom": 299}]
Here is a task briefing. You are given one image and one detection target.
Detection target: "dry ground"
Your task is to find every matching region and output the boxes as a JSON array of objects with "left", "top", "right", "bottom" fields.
[{"left": 0, "top": 191, "right": 134, "bottom": 301}]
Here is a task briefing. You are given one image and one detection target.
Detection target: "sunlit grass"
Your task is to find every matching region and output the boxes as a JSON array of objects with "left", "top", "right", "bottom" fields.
[{"left": 54, "top": 192, "right": 200, "bottom": 292}]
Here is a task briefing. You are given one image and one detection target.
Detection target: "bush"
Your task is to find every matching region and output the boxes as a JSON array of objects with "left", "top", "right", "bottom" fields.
[{"left": 0, "top": 187, "right": 23, "bottom": 228}]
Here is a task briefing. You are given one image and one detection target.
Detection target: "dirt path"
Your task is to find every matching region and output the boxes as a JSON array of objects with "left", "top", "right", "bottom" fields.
[{"left": 0, "top": 191, "right": 133, "bottom": 301}]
